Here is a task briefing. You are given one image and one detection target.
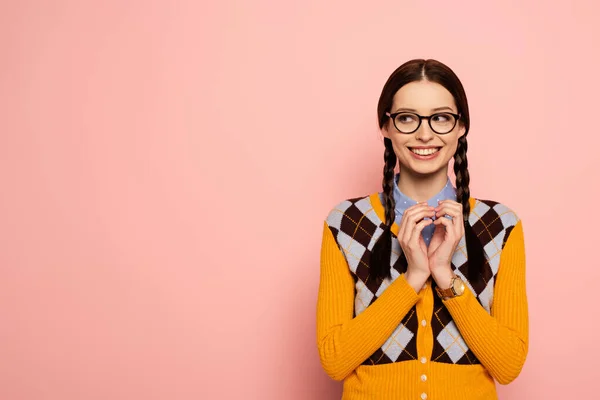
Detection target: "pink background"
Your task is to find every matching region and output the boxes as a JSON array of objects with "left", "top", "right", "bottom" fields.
[{"left": 1, "top": 1, "right": 598, "bottom": 399}]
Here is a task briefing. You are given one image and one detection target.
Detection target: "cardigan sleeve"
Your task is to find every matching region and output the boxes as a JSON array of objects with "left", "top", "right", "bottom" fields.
[
  {"left": 316, "top": 220, "right": 420, "bottom": 381},
  {"left": 442, "top": 218, "right": 529, "bottom": 385}
]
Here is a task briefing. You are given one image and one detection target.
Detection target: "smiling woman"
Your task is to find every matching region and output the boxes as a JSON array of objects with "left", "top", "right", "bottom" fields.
[{"left": 316, "top": 59, "right": 528, "bottom": 400}]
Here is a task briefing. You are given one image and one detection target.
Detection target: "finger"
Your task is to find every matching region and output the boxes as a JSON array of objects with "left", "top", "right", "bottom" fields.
[
  {"left": 408, "top": 218, "right": 433, "bottom": 249},
  {"left": 405, "top": 202, "right": 435, "bottom": 218},
  {"left": 435, "top": 204, "right": 464, "bottom": 238},
  {"left": 433, "top": 215, "right": 456, "bottom": 239},
  {"left": 436, "top": 199, "right": 461, "bottom": 207},
  {"left": 398, "top": 203, "right": 433, "bottom": 240},
  {"left": 435, "top": 200, "right": 461, "bottom": 214},
  {"left": 401, "top": 205, "right": 435, "bottom": 242},
  {"left": 436, "top": 199, "right": 461, "bottom": 209},
  {"left": 434, "top": 202, "right": 462, "bottom": 222},
  {"left": 434, "top": 214, "right": 463, "bottom": 241}
]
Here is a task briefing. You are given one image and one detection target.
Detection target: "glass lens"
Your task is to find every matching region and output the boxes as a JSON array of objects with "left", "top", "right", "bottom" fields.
[
  {"left": 394, "top": 112, "right": 420, "bottom": 133},
  {"left": 430, "top": 113, "right": 456, "bottom": 133}
]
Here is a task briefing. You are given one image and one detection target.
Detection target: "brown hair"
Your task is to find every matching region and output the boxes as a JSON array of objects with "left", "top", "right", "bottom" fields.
[{"left": 370, "top": 59, "right": 486, "bottom": 283}]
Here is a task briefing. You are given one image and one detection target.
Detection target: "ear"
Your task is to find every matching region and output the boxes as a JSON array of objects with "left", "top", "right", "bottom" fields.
[
  {"left": 458, "top": 123, "right": 466, "bottom": 138},
  {"left": 381, "top": 123, "right": 391, "bottom": 139}
]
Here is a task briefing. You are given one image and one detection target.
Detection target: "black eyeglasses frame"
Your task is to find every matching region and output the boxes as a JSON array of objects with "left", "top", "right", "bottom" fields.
[{"left": 385, "top": 111, "right": 461, "bottom": 134}]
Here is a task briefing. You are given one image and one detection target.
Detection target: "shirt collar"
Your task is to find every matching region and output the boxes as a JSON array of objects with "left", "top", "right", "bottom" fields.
[{"left": 393, "top": 173, "right": 457, "bottom": 217}]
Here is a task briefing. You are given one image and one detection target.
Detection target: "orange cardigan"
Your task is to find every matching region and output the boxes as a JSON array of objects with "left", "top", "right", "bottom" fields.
[{"left": 316, "top": 194, "right": 528, "bottom": 399}]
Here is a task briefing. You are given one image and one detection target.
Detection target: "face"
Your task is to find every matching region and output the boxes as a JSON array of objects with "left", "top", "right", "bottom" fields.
[{"left": 382, "top": 80, "right": 466, "bottom": 176}]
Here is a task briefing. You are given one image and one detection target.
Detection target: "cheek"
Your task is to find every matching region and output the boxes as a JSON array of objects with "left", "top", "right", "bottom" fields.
[
  {"left": 388, "top": 138, "right": 409, "bottom": 157},
  {"left": 448, "top": 140, "right": 460, "bottom": 155},
  {"left": 442, "top": 141, "right": 459, "bottom": 162}
]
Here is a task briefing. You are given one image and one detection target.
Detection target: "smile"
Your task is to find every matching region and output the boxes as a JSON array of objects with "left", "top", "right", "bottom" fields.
[{"left": 408, "top": 147, "right": 441, "bottom": 156}]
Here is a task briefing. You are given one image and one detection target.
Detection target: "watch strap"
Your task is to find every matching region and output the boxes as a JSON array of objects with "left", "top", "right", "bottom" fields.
[
  {"left": 436, "top": 275, "right": 460, "bottom": 298},
  {"left": 436, "top": 285, "right": 456, "bottom": 298}
]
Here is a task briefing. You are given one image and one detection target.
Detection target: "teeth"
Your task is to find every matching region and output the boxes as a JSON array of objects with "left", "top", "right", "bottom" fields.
[{"left": 410, "top": 147, "right": 440, "bottom": 155}]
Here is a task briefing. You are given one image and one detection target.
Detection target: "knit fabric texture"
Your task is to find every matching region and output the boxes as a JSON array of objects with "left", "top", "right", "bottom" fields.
[{"left": 316, "top": 191, "right": 528, "bottom": 400}]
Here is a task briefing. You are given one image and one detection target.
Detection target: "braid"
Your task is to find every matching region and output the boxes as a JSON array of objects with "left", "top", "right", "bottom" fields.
[
  {"left": 453, "top": 135, "right": 485, "bottom": 283},
  {"left": 369, "top": 138, "right": 397, "bottom": 281},
  {"left": 454, "top": 136, "right": 471, "bottom": 221},
  {"left": 382, "top": 139, "right": 397, "bottom": 227}
]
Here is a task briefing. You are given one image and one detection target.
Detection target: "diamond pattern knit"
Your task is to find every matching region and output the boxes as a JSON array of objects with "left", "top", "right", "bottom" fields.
[{"left": 316, "top": 192, "right": 529, "bottom": 399}]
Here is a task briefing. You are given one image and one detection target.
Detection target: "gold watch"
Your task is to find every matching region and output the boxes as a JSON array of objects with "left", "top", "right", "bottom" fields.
[{"left": 436, "top": 275, "right": 465, "bottom": 299}]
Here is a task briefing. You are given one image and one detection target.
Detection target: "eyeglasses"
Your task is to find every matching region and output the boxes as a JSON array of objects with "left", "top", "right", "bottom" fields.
[{"left": 385, "top": 111, "right": 461, "bottom": 134}]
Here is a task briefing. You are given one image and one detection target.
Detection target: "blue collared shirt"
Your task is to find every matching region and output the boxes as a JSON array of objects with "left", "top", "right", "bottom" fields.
[{"left": 387, "top": 173, "right": 457, "bottom": 247}]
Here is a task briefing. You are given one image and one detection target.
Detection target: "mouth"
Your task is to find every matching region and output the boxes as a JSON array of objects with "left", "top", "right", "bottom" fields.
[{"left": 408, "top": 147, "right": 442, "bottom": 156}]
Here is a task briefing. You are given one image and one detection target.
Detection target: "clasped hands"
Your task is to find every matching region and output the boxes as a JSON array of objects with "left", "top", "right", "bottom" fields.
[{"left": 397, "top": 200, "right": 465, "bottom": 293}]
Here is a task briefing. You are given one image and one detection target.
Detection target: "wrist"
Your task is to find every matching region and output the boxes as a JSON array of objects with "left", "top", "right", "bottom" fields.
[
  {"left": 404, "top": 270, "right": 429, "bottom": 293},
  {"left": 432, "top": 267, "right": 455, "bottom": 289},
  {"left": 434, "top": 273, "right": 466, "bottom": 300}
]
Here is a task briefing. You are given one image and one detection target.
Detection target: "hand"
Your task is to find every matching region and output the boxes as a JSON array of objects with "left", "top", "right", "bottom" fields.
[
  {"left": 428, "top": 200, "right": 465, "bottom": 288},
  {"left": 397, "top": 202, "right": 435, "bottom": 292}
]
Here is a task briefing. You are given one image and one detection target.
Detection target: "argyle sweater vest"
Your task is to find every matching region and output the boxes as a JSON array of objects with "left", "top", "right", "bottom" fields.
[{"left": 325, "top": 193, "right": 518, "bottom": 366}]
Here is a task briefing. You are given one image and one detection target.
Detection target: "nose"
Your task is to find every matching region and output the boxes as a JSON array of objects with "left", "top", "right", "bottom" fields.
[{"left": 416, "top": 118, "right": 435, "bottom": 140}]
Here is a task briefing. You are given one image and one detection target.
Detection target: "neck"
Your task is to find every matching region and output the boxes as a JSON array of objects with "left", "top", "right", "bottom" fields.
[{"left": 397, "top": 166, "right": 450, "bottom": 203}]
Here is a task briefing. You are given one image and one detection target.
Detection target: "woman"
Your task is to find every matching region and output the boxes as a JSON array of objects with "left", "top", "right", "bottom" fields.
[{"left": 316, "top": 59, "right": 528, "bottom": 400}]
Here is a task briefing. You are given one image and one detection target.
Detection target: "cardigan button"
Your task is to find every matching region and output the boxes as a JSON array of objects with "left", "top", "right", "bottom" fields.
[
  {"left": 421, "top": 374, "right": 427, "bottom": 382},
  {"left": 420, "top": 357, "right": 427, "bottom": 364},
  {"left": 421, "top": 393, "right": 428, "bottom": 400}
]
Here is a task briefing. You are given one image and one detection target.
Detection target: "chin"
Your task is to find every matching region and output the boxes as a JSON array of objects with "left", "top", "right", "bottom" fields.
[
  {"left": 413, "top": 165, "right": 443, "bottom": 176},
  {"left": 404, "top": 159, "right": 446, "bottom": 176}
]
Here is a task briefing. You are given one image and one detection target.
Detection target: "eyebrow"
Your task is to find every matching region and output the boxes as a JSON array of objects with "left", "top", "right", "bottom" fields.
[{"left": 393, "top": 106, "right": 456, "bottom": 113}]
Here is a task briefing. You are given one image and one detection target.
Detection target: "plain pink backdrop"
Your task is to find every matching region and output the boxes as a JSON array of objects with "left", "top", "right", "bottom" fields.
[{"left": 1, "top": 0, "right": 599, "bottom": 399}]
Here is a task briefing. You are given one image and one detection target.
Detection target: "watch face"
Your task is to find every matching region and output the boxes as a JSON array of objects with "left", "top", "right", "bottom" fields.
[{"left": 453, "top": 278, "right": 465, "bottom": 295}]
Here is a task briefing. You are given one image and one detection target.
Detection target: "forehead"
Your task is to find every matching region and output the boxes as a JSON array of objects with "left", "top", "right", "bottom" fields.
[{"left": 391, "top": 80, "right": 457, "bottom": 111}]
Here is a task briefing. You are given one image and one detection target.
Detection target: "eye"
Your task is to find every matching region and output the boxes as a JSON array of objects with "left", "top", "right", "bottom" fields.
[
  {"left": 432, "top": 113, "right": 453, "bottom": 123},
  {"left": 397, "top": 113, "right": 417, "bottom": 124}
]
